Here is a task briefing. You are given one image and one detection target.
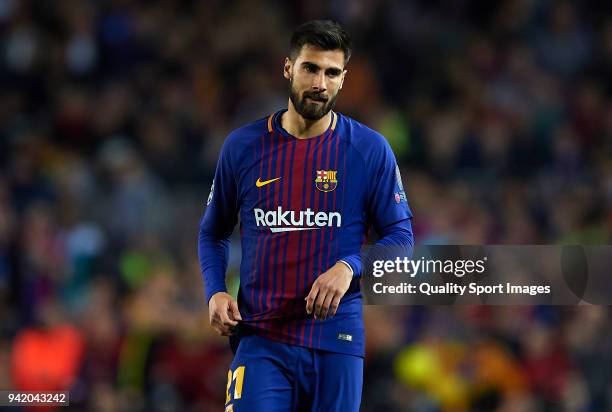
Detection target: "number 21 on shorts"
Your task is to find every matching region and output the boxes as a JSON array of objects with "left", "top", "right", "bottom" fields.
[{"left": 226, "top": 366, "right": 245, "bottom": 407}]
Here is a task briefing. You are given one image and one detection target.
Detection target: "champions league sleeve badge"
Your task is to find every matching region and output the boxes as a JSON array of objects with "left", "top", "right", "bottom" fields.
[{"left": 394, "top": 164, "right": 407, "bottom": 203}]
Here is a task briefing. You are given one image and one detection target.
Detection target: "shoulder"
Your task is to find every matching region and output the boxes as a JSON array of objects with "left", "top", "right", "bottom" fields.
[
  {"left": 335, "top": 112, "right": 392, "bottom": 159},
  {"left": 224, "top": 115, "right": 270, "bottom": 148},
  {"left": 220, "top": 115, "right": 270, "bottom": 163}
]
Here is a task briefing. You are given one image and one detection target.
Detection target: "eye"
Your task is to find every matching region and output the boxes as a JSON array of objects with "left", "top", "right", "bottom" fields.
[{"left": 305, "top": 65, "right": 317, "bottom": 73}]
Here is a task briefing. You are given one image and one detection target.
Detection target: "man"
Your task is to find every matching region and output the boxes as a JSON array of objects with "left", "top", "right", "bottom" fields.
[{"left": 199, "top": 20, "right": 413, "bottom": 412}]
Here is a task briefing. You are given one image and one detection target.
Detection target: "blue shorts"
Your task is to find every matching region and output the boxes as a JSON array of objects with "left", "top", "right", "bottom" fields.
[{"left": 225, "top": 334, "right": 363, "bottom": 412}]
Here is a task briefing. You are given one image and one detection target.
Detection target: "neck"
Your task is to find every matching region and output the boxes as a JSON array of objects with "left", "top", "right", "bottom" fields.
[{"left": 281, "top": 99, "right": 331, "bottom": 139}]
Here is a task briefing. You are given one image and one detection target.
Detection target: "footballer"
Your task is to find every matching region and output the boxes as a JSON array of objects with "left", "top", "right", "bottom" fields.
[{"left": 199, "top": 20, "right": 414, "bottom": 412}]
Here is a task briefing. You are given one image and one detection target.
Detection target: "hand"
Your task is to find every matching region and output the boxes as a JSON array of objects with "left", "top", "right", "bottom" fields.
[
  {"left": 305, "top": 261, "right": 353, "bottom": 320},
  {"left": 208, "top": 292, "right": 242, "bottom": 336}
]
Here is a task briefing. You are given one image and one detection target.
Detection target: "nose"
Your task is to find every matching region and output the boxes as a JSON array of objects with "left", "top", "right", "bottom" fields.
[{"left": 312, "top": 72, "right": 327, "bottom": 92}]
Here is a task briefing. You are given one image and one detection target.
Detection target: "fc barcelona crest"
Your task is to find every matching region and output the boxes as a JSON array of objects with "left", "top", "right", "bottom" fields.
[{"left": 315, "top": 170, "right": 338, "bottom": 192}]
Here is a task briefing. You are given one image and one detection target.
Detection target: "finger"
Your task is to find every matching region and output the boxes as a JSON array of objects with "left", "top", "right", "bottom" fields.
[
  {"left": 305, "top": 283, "right": 320, "bottom": 314},
  {"left": 229, "top": 300, "right": 242, "bottom": 321},
  {"left": 210, "top": 309, "right": 220, "bottom": 322},
  {"left": 219, "top": 305, "right": 238, "bottom": 327},
  {"left": 328, "top": 293, "right": 342, "bottom": 318},
  {"left": 314, "top": 288, "right": 329, "bottom": 319},
  {"left": 319, "top": 291, "right": 335, "bottom": 320},
  {"left": 210, "top": 306, "right": 234, "bottom": 335},
  {"left": 211, "top": 317, "right": 225, "bottom": 332},
  {"left": 210, "top": 312, "right": 221, "bottom": 328},
  {"left": 213, "top": 321, "right": 234, "bottom": 336}
]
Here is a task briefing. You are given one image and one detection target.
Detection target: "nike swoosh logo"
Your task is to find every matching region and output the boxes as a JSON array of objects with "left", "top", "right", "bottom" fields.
[{"left": 256, "top": 177, "right": 281, "bottom": 187}]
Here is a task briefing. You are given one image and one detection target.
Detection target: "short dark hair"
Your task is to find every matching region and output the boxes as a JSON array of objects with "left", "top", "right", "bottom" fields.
[{"left": 289, "top": 20, "right": 352, "bottom": 66}]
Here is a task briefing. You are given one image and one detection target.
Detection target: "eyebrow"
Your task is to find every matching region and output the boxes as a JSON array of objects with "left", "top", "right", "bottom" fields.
[{"left": 301, "top": 61, "right": 343, "bottom": 75}]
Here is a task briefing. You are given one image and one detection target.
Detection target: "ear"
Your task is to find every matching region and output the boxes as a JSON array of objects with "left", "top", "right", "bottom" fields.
[
  {"left": 283, "top": 57, "right": 292, "bottom": 80},
  {"left": 339, "top": 69, "right": 348, "bottom": 90}
]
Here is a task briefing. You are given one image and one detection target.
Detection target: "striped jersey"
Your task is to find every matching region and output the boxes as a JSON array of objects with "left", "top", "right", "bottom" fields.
[{"left": 199, "top": 110, "right": 414, "bottom": 357}]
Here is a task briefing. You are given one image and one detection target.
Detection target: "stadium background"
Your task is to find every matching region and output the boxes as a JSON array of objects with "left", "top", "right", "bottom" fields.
[{"left": 0, "top": 0, "right": 611, "bottom": 411}]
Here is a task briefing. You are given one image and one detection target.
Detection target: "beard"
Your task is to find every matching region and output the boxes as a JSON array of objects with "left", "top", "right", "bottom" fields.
[{"left": 289, "top": 79, "right": 339, "bottom": 121}]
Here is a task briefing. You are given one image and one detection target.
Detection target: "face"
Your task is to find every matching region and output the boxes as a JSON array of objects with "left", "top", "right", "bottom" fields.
[{"left": 284, "top": 44, "right": 347, "bottom": 121}]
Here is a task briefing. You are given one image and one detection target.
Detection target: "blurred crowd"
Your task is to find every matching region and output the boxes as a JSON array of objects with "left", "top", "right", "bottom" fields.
[{"left": 0, "top": 0, "right": 611, "bottom": 411}]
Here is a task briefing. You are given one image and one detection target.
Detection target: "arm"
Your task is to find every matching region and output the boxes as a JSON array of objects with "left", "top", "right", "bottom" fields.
[
  {"left": 336, "top": 139, "right": 414, "bottom": 277},
  {"left": 198, "top": 138, "right": 242, "bottom": 335},
  {"left": 306, "top": 137, "right": 414, "bottom": 319},
  {"left": 362, "top": 140, "right": 415, "bottom": 277}
]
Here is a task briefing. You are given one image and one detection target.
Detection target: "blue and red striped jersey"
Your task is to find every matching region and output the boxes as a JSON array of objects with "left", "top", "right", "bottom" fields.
[{"left": 199, "top": 110, "right": 414, "bottom": 356}]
